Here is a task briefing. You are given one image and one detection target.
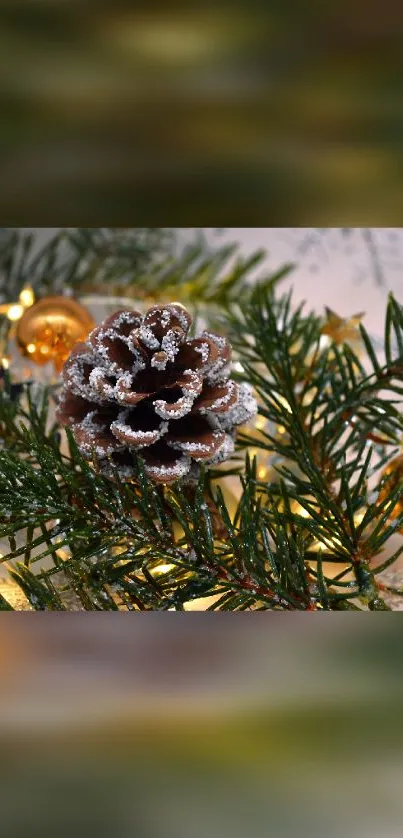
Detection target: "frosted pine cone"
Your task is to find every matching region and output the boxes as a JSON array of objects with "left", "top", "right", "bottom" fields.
[{"left": 56, "top": 304, "right": 256, "bottom": 484}]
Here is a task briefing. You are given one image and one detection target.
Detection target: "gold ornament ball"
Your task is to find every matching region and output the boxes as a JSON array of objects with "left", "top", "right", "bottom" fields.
[
  {"left": 378, "top": 454, "right": 403, "bottom": 531},
  {"left": 16, "top": 296, "right": 95, "bottom": 372}
]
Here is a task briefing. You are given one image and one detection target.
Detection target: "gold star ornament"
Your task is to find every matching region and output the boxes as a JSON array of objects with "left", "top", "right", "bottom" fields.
[{"left": 321, "top": 308, "right": 365, "bottom": 347}]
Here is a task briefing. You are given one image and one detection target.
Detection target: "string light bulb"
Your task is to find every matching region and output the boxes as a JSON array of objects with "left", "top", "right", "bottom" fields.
[
  {"left": 152, "top": 563, "right": 175, "bottom": 576},
  {"left": 19, "top": 287, "right": 35, "bottom": 308},
  {"left": 258, "top": 466, "right": 269, "bottom": 480},
  {"left": 0, "top": 286, "right": 35, "bottom": 322},
  {"left": 255, "top": 415, "right": 268, "bottom": 431},
  {"left": 7, "top": 304, "right": 24, "bottom": 322}
]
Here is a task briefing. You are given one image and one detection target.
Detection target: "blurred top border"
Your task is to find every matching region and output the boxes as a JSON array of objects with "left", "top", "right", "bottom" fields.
[{"left": 1, "top": 2, "right": 403, "bottom": 224}]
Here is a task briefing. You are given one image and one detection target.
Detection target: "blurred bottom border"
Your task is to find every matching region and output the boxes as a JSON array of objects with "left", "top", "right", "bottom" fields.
[{"left": 1, "top": 613, "right": 402, "bottom": 838}]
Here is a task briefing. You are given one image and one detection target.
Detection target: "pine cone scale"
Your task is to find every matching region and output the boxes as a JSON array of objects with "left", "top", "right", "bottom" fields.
[
  {"left": 110, "top": 404, "right": 167, "bottom": 449},
  {"left": 142, "top": 303, "right": 192, "bottom": 341},
  {"left": 175, "top": 337, "right": 218, "bottom": 372},
  {"left": 141, "top": 438, "right": 192, "bottom": 483},
  {"left": 74, "top": 409, "right": 123, "bottom": 457},
  {"left": 115, "top": 378, "right": 149, "bottom": 406},
  {"left": 56, "top": 391, "right": 97, "bottom": 427},
  {"left": 152, "top": 371, "right": 203, "bottom": 420},
  {"left": 192, "top": 380, "right": 239, "bottom": 414},
  {"left": 167, "top": 421, "right": 226, "bottom": 459}
]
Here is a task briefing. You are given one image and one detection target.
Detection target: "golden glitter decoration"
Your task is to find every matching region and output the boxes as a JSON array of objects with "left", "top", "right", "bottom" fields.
[
  {"left": 321, "top": 307, "right": 365, "bottom": 347},
  {"left": 378, "top": 454, "right": 403, "bottom": 532},
  {"left": 16, "top": 296, "right": 95, "bottom": 372}
]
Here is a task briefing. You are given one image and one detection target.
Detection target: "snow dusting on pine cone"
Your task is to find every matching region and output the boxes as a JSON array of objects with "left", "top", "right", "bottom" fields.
[{"left": 56, "top": 304, "right": 257, "bottom": 484}]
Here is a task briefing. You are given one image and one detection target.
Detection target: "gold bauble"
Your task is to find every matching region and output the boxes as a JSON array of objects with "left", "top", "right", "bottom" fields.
[
  {"left": 378, "top": 454, "right": 403, "bottom": 531},
  {"left": 16, "top": 296, "right": 95, "bottom": 372}
]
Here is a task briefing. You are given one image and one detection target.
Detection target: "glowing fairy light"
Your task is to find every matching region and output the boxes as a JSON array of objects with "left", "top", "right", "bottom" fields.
[
  {"left": 297, "top": 506, "right": 311, "bottom": 519},
  {"left": 19, "top": 287, "right": 35, "bottom": 308},
  {"left": 56, "top": 548, "right": 71, "bottom": 560},
  {"left": 152, "top": 563, "right": 175, "bottom": 575},
  {"left": 291, "top": 500, "right": 312, "bottom": 519},
  {"left": 277, "top": 395, "right": 292, "bottom": 413},
  {"left": 255, "top": 415, "right": 267, "bottom": 431},
  {"left": 233, "top": 362, "right": 245, "bottom": 373},
  {"left": 0, "top": 287, "right": 35, "bottom": 323},
  {"left": 311, "top": 535, "right": 343, "bottom": 552},
  {"left": 184, "top": 594, "right": 221, "bottom": 611},
  {"left": 7, "top": 304, "right": 24, "bottom": 322}
]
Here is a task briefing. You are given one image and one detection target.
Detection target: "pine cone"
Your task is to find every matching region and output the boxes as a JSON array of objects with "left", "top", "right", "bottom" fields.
[{"left": 56, "top": 304, "right": 256, "bottom": 484}]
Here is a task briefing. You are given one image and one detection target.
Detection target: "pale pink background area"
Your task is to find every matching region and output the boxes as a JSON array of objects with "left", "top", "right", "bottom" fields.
[{"left": 200, "top": 228, "right": 403, "bottom": 339}]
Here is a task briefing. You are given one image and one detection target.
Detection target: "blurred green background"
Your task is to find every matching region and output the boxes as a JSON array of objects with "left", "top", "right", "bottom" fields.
[
  {"left": 1, "top": 2, "right": 403, "bottom": 224},
  {"left": 1, "top": 616, "right": 403, "bottom": 836}
]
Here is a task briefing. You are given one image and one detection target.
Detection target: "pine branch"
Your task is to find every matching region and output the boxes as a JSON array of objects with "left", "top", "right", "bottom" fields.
[
  {"left": 0, "top": 227, "right": 292, "bottom": 318},
  {"left": 0, "top": 382, "right": 320, "bottom": 610},
  {"left": 0, "top": 228, "right": 176, "bottom": 303},
  {"left": 227, "top": 287, "right": 403, "bottom": 609}
]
